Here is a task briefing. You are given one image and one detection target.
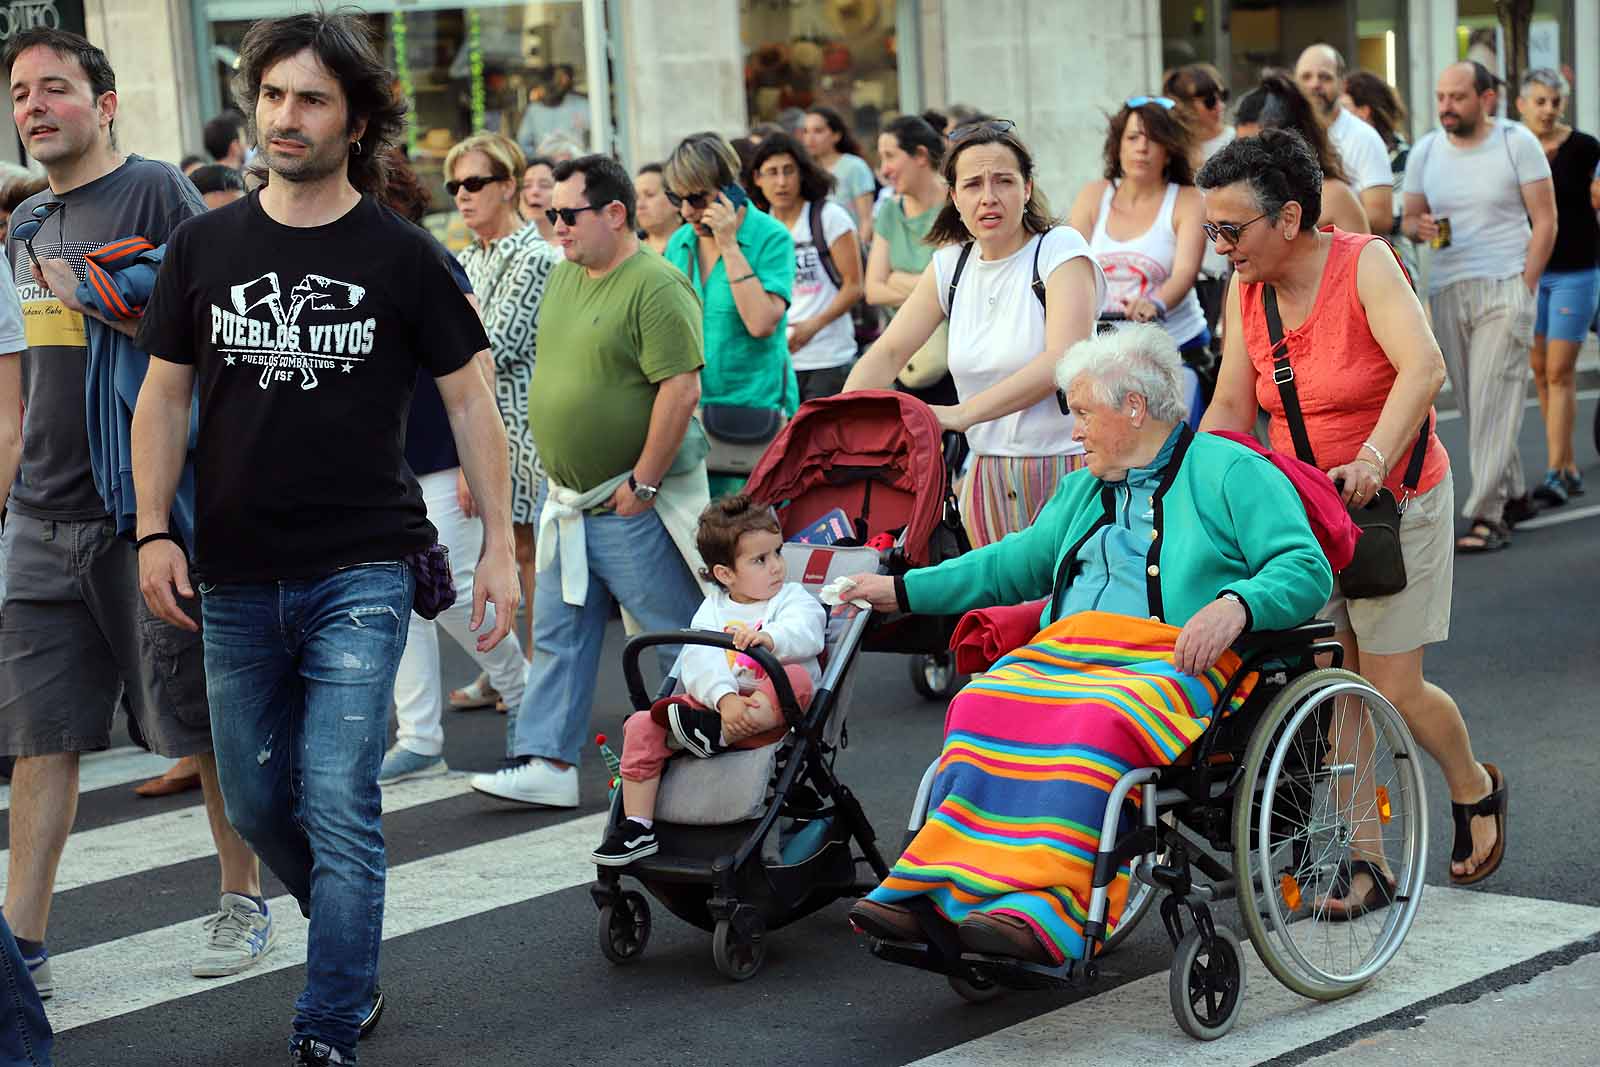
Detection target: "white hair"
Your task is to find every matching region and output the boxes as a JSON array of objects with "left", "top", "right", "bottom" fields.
[{"left": 1054, "top": 323, "right": 1189, "bottom": 423}]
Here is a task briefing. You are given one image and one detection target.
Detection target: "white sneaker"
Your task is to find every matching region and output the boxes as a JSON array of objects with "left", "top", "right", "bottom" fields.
[
  {"left": 470, "top": 758, "right": 579, "bottom": 807},
  {"left": 193, "top": 892, "right": 276, "bottom": 977}
]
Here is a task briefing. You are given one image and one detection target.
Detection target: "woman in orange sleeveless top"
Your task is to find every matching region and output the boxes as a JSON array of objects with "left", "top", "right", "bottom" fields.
[{"left": 1196, "top": 130, "right": 1507, "bottom": 911}]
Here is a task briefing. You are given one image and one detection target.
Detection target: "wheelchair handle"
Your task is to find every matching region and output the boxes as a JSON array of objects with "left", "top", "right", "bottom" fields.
[{"left": 621, "top": 631, "right": 804, "bottom": 726}]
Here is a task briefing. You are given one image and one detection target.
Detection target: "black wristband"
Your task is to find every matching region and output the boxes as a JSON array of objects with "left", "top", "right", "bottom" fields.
[
  {"left": 135, "top": 531, "right": 179, "bottom": 551},
  {"left": 892, "top": 574, "right": 911, "bottom": 615}
]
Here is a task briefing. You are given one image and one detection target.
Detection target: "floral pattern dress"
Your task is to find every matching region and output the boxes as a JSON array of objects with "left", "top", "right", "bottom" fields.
[{"left": 457, "top": 223, "right": 561, "bottom": 525}]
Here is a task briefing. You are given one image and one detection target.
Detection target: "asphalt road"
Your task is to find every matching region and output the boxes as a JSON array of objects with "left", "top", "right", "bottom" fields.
[{"left": 23, "top": 388, "right": 1600, "bottom": 1067}]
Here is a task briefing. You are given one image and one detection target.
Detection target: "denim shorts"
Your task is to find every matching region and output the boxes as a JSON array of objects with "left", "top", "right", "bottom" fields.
[{"left": 1535, "top": 267, "right": 1600, "bottom": 342}]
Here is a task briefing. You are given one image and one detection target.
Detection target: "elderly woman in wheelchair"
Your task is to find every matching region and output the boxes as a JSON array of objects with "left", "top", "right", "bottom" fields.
[{"left": 841, "top": 324, "right": 1427, "bottom": 1035}]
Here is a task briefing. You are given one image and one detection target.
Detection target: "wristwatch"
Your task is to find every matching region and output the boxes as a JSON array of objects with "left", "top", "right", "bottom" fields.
[{"left": 628, "top": 473, "right": 659, "bottom": 502}]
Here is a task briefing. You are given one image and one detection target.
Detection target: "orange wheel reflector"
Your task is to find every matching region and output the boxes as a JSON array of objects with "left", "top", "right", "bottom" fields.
[
  {"left": 1377, "top": 786, "right": 1392, "bottom": 824},
  {"left": 1279, "top": 874, "right": 1302, "bottom": 911}
]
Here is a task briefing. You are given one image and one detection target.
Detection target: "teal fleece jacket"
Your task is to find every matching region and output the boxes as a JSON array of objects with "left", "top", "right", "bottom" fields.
[{"left": 903, "top": 427, "right": 1333, "bottom": 632}]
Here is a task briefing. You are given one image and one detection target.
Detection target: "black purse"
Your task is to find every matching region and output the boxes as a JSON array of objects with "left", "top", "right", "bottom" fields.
[
  {"left": 404, "top": 542, "right": 457, "bottom": 620},
  {"left": 1262, "top": 285, "right": 1429, "bottom": 600},
  {"left": 699, "top": 403, "right": 785, "bottom": 475}
]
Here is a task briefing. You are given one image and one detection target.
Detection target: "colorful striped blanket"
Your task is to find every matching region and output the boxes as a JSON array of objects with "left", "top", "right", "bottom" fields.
[{"left": 867, "top": 610, "right": 1258, "bottom": 963}]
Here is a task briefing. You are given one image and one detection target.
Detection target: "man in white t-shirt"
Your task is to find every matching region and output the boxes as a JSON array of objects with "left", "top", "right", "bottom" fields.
[
  {"left": 1295, "top": 44, "right": 1394, "bottom": 234},
  {"left": 1402, "top": 62, "right": 1557, "bottom": 551}
]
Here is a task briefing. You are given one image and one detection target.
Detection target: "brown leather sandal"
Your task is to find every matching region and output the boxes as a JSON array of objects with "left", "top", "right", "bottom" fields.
[{"left": 1450, "top": 762, "right": 1508, "bottom": 886}]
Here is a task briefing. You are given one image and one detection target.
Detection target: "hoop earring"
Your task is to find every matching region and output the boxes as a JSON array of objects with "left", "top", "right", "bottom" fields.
[{"left": 350, "top": 140, "right": 363, "bottom": 156}]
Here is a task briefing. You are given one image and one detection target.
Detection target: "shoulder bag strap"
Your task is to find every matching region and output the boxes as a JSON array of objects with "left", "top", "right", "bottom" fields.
[
  {"left": 1261, "top": 284, "right": 1318, "bottom": 467},
  {"left": 810, "top": 199, "right": 843, "bottom": 289},
  {"left": 1030, "top": 232, "right": 1047, "bottom": 309},
  {"left": 946, "top": 241, "right": 974, "bottom": 311}
]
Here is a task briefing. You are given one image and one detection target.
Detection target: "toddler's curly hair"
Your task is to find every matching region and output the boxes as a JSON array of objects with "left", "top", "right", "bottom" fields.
[{"left": 696, "top": 494, "right": 781, "bottom": 588}]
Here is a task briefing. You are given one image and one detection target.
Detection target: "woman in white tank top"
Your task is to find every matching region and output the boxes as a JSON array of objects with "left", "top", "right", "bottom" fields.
[{"left": 1068, "top": 98, "right": 1209, "bottom": 357}]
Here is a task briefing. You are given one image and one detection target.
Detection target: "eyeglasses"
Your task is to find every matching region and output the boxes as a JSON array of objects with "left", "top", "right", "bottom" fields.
[
  {"left": 445, "top": 175, "right": 506, "bottom": 196},
  {"left": 1201, "top": 211, "right": 1271, "bottom": 245},
  {"left": 1194, "top": 88, "right": 1230, "bottom": 109},
  {"left": 10, "top": 201, "right": 63, "bottom": 279},
  {"left": 950, "top": 118, "right": 1017, "bottom": 141},
  {"left": 545, "top": 204, "right": 604, "bottom": 226},
  {"left": 1126, "top": 96, "right": 1177, "bottom": 110},
  {"left": 664, "top": 189, "right": 712, "bottom": 210},
  {"left": 756, "top": 163, "right": 798, "bottom": 181}
]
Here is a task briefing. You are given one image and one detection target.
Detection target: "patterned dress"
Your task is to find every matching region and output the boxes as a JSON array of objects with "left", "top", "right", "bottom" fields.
[{"left": 458, "top": 223, "right": 561, "bottom": 525}]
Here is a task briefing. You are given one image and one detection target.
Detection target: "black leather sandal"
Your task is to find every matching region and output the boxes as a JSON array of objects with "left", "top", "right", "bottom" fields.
[
  {"left": 1318, "top": 858, "right": 1396, "bottom": 922},
  {"left": 1451, "top": 762, "right": 1508, "bottom": 886}
]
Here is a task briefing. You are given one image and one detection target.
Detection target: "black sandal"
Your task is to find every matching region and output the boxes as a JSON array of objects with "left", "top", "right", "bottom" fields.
[
  {"left": 1455, "top": 519, "right": 1510, "bottom": 554},
  {"left": 1451, "top": 762, "right": 1508, "bottom": 886},
  {"left": 1318, "top": 858, "right": 1397, "bottom": 923}
]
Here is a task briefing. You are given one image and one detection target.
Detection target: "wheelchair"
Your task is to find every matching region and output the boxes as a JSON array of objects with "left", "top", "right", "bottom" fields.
[{"left": 866, "top": 620, "right": 1429, "bottom": 1040}]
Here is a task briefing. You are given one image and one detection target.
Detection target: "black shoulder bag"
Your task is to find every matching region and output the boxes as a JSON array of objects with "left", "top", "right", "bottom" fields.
[{"left": 1262, "top": 284, "right": 1429, "bottom": 600}]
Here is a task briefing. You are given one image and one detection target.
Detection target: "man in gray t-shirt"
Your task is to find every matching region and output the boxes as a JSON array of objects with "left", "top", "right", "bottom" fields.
[{"left": 1401, "top": 61, "right": 1557, "bottom": 551}]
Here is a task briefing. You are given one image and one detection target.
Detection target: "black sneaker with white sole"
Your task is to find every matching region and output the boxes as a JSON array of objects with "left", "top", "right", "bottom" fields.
[
  {"left": 290, "top": 1037, "right": 349, "bottom": 1065},
  {"left": 591, "top": 818, "right": 660, "bottom": 866},
  {"left": 667, "top": 703, "right": 728, "bottom": 759}
]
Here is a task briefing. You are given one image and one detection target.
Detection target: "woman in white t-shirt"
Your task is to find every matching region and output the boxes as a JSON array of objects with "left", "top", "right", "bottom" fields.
[
  {"left": 748, "top": 133, "right": 864, "bottom": 400},
  {"left": 801, "top": 106, "right": 877, "bottom": 245},
  {"left": 844, "top": 121, "right": 1105, "bottom": 546}
]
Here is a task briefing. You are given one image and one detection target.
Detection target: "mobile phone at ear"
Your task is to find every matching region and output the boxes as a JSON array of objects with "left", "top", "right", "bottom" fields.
[{"left": 721, "top": 183, "right": 749, "bottom": 209}]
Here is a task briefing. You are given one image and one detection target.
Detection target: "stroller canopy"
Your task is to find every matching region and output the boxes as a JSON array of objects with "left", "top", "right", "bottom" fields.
[{"left": 744, "top": 390, "right": 947, "bottom": 566}]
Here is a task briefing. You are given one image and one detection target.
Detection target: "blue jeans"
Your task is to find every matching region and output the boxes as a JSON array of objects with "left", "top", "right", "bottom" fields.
[
  {"left": 201, "top": 563, "right": 413, "bottom": 1062},
  {"left": 512, "top": 507, "right": 701, "bottom": 764},
  {"left": 0, "top": 911, "right": 50, "bottom": 1066}
]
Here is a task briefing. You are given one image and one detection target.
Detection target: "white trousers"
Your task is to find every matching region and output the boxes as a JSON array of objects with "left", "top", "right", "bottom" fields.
[{"left": 393, "top": 468, "right": 527, "bottom": 757}]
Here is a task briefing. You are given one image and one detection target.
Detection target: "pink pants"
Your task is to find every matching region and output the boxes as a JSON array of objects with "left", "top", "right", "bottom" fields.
[{"left": 619, "top": 664, "right": 815, "bottom": 782}]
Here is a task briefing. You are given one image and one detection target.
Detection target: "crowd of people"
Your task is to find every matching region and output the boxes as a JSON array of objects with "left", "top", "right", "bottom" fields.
[{"left": 0, "top": 9, "right": 1589, "bottom": 1065}]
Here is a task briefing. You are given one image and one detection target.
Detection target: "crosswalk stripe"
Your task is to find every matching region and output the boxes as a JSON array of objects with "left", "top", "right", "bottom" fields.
[
  {"left": 907, "top": 886, "right": 1600, "bottom": 1065},
  {"left": 47, "top": 810, "right": 608, "bottom": 1033},
  {"left": 0, "top": 747, "right": 177, "bottom": 813},
  {"left": 0, "top": 773, "right": 479, "bottom": 896}
]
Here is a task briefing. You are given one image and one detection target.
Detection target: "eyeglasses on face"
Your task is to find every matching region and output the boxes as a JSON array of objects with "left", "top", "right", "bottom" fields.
[
  {"left": 1126, "top": 96, "right": 1177, "bottom": 110},
  {"left": 446, "top": 175, "right": 506, "bottom": 196},
  {"left": 545, "top": 204, "right": 604, "bottom": 226},
  {"left": 1194, "top": 88, "right": 1230, "bottom": 109},
  {"left": 1201, "top": 211, "right": 1271, "bottom": 245},
  {"left": 664, "top": 189, "right": 712, "bottom": 210},
  {"left": 756, "top": 163, "right": 798, "bottom": 181},
  {"left": 950, "top": 118, "right": 1017, "bottom": 141}
]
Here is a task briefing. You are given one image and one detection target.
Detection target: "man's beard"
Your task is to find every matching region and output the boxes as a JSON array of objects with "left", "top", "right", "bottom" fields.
[
  {"left": 264, "top": 134, "right": 347, "bottom": 184},
  {"left": 1443, "top": 113, "right": 1477, "bottom": 137}
]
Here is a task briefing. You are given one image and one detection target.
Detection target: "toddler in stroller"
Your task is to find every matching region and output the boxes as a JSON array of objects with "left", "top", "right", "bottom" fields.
[{"left": 592, "top": 495, "right": 828, "bottom": 866}]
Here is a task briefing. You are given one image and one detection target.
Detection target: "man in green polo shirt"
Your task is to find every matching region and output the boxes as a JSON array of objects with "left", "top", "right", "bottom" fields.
[{"left": 472, "top": 154, "right": 708, "bottom": 808}]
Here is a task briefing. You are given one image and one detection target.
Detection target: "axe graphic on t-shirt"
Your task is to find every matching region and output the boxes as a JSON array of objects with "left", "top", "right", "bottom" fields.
[{"left": 229, "top": 272, "right": 366, "bottom": 390}]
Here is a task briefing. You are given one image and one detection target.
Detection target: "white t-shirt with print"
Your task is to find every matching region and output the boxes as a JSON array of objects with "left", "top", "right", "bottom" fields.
[
  {"left": 678, "top": 583, "right": 827, "bottom": 711},
  {"left": 1328, "top": 107, "right": 1395, "bottom": 194},
  {"left": 786, "top": 200, "right": 859, "bottom": 371},
  {"left": 932, "top": 226, "right": 1107, "bottom": 458}
]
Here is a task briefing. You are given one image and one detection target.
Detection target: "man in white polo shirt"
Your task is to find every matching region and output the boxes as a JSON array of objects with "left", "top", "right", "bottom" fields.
[{"left": 1295, "top": 43, "right": 1394, "bottom": 234}]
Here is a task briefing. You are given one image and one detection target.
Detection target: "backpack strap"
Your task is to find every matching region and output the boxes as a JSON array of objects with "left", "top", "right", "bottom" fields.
[{"left": 809, "top": 199, "right": 843, "bottom": 289}]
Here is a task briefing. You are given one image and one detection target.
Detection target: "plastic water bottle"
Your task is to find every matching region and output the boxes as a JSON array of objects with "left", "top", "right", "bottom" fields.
[{"left": 779, "top": 816, "right": 833, "bottom": 864}]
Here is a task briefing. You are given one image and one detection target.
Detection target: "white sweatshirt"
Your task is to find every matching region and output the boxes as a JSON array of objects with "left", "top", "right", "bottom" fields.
[{"left": 679, "top": 583, "right": 828, "bottom": 711}]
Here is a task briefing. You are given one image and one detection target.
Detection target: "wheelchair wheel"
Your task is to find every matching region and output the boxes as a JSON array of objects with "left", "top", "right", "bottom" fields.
[
  {"left": 1169, "top": 925, "right": 1245, "bottom": 1040},
  {"left": 597, "top": 890, "right": 651, "bottom": 965},
  {"left": 909, "top": 653, "right": 962, "bottom": 701},
  {"left": 712, "top": 915, "right": 766, "bottom": 981},
  {"left": 1232, "top": 669, "right": 1427, "bottom": 1001}
]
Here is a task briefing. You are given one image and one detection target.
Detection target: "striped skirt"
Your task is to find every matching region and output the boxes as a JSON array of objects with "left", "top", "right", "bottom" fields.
[
  {"left": 867, "top": 611, "right": 1257, "bottom": 963},
  {"left": 957, "top": 453, "right": 1088, "bottom": 548}
]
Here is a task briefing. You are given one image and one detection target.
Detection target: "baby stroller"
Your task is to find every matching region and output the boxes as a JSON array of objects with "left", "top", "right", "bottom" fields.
[{"left": 591, "top": 390, "right": 962, "bottom": 980}]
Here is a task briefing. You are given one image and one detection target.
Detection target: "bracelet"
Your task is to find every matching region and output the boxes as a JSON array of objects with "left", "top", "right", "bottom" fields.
[
  {"left": 135, "top": 531, "right": 178, "bottom": 551},
  {"left": 729, "top": 271, "right": 757, "bottom": 284},
  {"left": 1359, "top": 440, "right": 1388, "bottom": 476}
]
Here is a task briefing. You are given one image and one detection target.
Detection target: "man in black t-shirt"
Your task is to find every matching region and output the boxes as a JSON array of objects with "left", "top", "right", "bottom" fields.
[{"left": 133, "top": 14, "right": 517, "bottom": 1066}]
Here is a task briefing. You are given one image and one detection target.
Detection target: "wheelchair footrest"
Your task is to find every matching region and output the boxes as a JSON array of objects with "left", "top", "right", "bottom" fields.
[{"left": 866, "top": 937, "right": 1100, "bottom": 990}]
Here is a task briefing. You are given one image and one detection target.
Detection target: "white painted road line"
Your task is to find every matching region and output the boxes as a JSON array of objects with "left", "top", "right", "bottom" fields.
[
  {"left": 0, "top": 747, "right": 176, "bottom": 813},
  {"left": 1434, "top": 386, "right": 1599, "bottom": 422},
  {"left": 0, "top": 773, "right": 479, "bottom": 896},
  {"left": 48, "top": 810, "right": 608, "bottom": 1033},
  {"left": 1513, "top": 502, "right": 1600, "bottom": 531},
  {"left": 909, "top": 887, "right": 1600, "bottom": 1066}
]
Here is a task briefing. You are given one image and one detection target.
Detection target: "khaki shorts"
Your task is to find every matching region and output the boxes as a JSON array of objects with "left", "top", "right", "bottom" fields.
[
  {"left": 0, "top": 514, "right": 212, "bottom": 758},
  {"left": 1321, "top": 478, "right": 1454, "bottom": 656}
]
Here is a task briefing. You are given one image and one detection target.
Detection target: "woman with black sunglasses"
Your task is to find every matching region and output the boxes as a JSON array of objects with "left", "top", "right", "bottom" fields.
[
  {"left": 444, "top": 132, "right": 560, "bottom": 671},
  {"left": 1163, "top": 63, "right": 1234, "bottom": 172}
]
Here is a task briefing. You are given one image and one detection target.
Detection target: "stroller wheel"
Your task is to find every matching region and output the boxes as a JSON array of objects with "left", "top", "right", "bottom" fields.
[
  {"left": 1168, "top": 925, "right": 1245, "bottom": 1040},
  {"left": 909, "top": 653, "right": 962, "bottom": 701},
  {"left": 712, "top": 915, "right": 766, "bottom": 981},
  {"left": 948, "top": 971, "right": 1006, "bottom": 1004},
  {"left": 598, "top": 890, "right": 651, "bottom": 965}
]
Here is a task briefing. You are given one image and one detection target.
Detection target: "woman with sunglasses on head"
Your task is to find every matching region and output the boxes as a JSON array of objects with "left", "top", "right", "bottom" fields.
[
  {"left": 662, "top": 132, "right": 797, "bottom": 497},
  {"left": 445, "top": 132, "right": 560, "bottom": 674},
  {"left": 800, "top": 106, "right": 877, "bottom": 246},
  {"left": 1232, "top": 72, "right": 1369, "bottom": 234},
  {"left": 844, "top": 121, "right": 1106, "bottom": 547},
  {"left": 1197, "top": 129, "right": 1507, "bottom": 903},
  {"left": 1068, "top": 97, "right": 1209, "bottom": 386},
  {"left": 1164, "top": 64, "right": 1234, "bottom": 171},
  {"left": 747, "top": 133, "right": 863, "bottom": 402}
]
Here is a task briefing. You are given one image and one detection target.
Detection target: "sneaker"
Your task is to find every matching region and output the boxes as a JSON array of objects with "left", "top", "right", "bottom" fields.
[
  {"left": 193, "top": 893, "right": 277, "bottom": 978},
  {"left": 1563, "top": 470, "right": 1585, "bottom": 497},
  {"left": 666, "top": 703, "right": 727, "bottom": 759},
  {"left": 1533, "top": 470, "right": 1568, "bottom": 506},
  {"left": 470, "top": 757, "right": 579, "bottom": 807},
  {"left": 377, "top": 745, "right": 448, "bottom": 785},
  {"left": 22, "top": 949, "right": 51, "bottom": 1000},
  {"left": 290, "top": 1037, "right": 350, "bottom": 1066},
  {"left": 360, "top": 986, "right": 385, "bottom": 1040},
  {"left": 591, "top": 818, "right": 659, "bottom": 867}
]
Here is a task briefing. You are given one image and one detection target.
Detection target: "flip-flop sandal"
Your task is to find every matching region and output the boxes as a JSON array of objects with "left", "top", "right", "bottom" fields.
[
  {"left": 448, "top": 673, "right": 500, "bottom": 711},
  {"left": 1451, "top": 761, "right": 1508, "bottom": 886},
  {"left": 1455, "top": 519, "right": 1510, "bottom": 554},
  {"left": 1317, "top": 858, "right": 1397, "bottom": 922}
]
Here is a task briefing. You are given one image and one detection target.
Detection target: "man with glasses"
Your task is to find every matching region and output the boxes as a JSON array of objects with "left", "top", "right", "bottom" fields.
[
  {"left": 1294, "top": 43, "right": 1394, "bottom": 234},
  {"left": 0, "top": 27, "right": 270, "bottom": 999},
  {"left": 472, "top": 153, "right": 709, "bottom": 807}
]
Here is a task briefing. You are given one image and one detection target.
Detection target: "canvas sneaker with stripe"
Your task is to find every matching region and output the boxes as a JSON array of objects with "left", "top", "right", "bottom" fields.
[
  {"left": 22, "top": 948, "right": 51, "bottom": 1000},
  {"left": 591, "top": 818, "right": 659, "bottom": 866},
  {"left": 192, "top": 892, "right": 277, "bottom": 978}
]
